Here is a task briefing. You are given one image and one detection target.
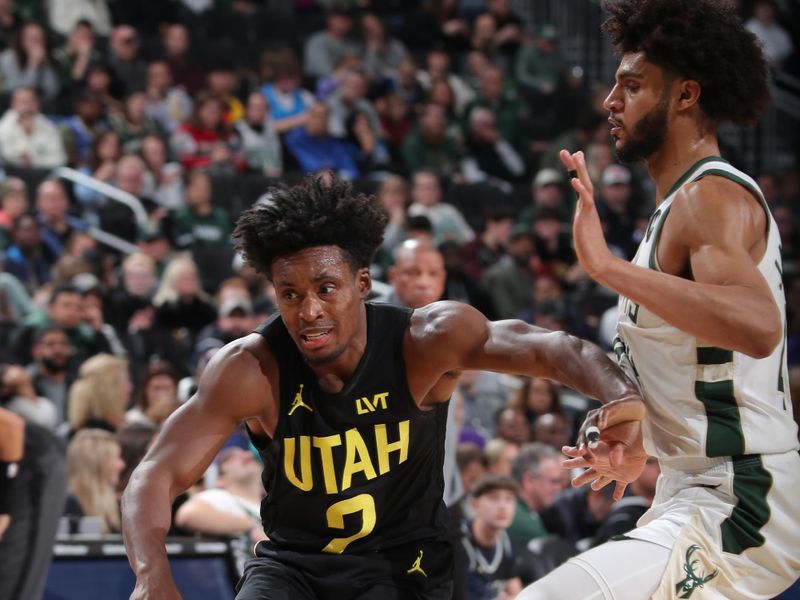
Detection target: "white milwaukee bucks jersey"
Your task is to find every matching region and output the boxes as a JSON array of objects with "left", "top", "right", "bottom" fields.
[{"left": 615, "top": 157, "right": 798, "bottom": 459}]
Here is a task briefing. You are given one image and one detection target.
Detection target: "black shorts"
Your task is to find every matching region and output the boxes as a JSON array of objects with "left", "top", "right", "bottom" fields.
[{"left": 235, "top": 539, "right": 453, "bottom": 600}]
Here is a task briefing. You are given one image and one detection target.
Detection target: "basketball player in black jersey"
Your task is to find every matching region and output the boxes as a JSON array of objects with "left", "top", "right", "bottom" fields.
[{"left": 122, "top": 175, "right": 643, "bottom": 600}]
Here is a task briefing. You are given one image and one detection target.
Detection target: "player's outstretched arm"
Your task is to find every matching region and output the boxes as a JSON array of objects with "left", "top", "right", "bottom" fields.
[
  {"left": 122, "top": 339, "right": 270, "bottom": 599},
  {"left": 562, "top": 149, "right": 782, "bottom": 358}
]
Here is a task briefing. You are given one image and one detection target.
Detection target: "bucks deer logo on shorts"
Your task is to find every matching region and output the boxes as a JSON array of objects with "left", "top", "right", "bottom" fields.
[{"left": 675, "top": 545, "right": 718, "bottom": 598}]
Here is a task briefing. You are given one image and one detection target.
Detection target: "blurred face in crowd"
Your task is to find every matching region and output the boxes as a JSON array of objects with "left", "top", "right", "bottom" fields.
[
  {"left": 496, "top": 407, "right": 530, "bottom": 445},
  {"left": 13, "top": 214, "right": 39, "bottom": 250},
  {"left": 532, "top": 412, "right": 571, "bottom": 449},
  {"left": 471, "top": 487, "right": 517, "bottom": 531},
  {"left": 533, "top": 215, "right": 562, "bottom": 243},
  {"left": 116, "top": 159, "right": 144, "bottom": 195},
  {"left": 147, "top": 60, "right": 172, "bottom": 91},
  {"left": 49, "top": 291, "right": 83, "bottom": 329},
  {"left": 185, "top": 172, "right": 212, "bottom": 211},
  {"left": 532, "top": 276, "right": 562, "bottom": 303},
  {"left": 20, "top": 22, "right": 47, "bottom": 53},
  {"left": 521, "top": 455, "right": 564, "bottom": 511},
  {"left": 124, "top": 261, "right": 156, "bottom": 297},
  {"left": 69, "top": 22, "right": 95, "bottom": 52},
  {"left": 164, "top": 24, "right": 190, "bottom": 57},
  {"left": 488, "top": 443, "right": 519, "bottom": 477},
  {"left": 411, "top": 171, "right": 441, "bottom": 207},
  {"left": 419, "top": 104, "right": 446, "bottom": 142},
  {"left": 11, "top": 88, "right": 38, "bottom": 117},
  {"left": 389, "top": 242, "right": 446, "bottom": 309},
  {"left": 1, "top": 189, "right": 28, "bottom": 221},
  {"left": 198, "top": 98, "right": 223, "bottom": 130},
  {"left": 533, "top": 182, "right": 563, "bottom": 209},
  {"left": 36, "top": 181, "right": 69, "bottom": 221},
  {"left": 32, "top": 329, "right": 72, "bottom": 373},
  {"left": 218, "top": 448, "right": 261, "bottom": 487},
  {"left": 140, "top": 135, "right": 166, "bottom": 168},
  {"left": 111, "top": 26, "right": 139, "bottom": 61},
  {"left": 525, "top": 377, "right": 556, "bottom": 415},
  {"left": 245, "top": 92, "right": 269, "bottom": 125},
  {"left": 146, "top": 374, "right": 178, "bottom": 407},
  {"left": 340, "top": 71, "right": 367, "bottom": 103},
  {"left": 426, "top": 50, "right": 450, "bottom": 78},
  {"left": 306, "top": 103, "right": 330, "bottom": 137},
  {"left": 328, "top": 13, "right": 352, "bottom": 38},
  {"left": 480, "top": 66, "right": 504, "bottom": 103},
  {"left": 508, "top": 234, "right": 536, "bottom": 268},
  {"left": 175, "top": 263, "right": 201, "bottom": 298},
  {"left": 601, "top": 181, "right": 632, "bottom": 213},
  {"left": 208, "top": 69, "right": 236, "bottom": 96},
  {"left": 125, "top": 92, "right": 147, "bottom": 123}
]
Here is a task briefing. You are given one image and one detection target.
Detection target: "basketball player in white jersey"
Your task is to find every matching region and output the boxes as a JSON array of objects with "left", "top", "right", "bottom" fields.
[{"left": 519, "top": 1, "right": 800, "bottom": 598}]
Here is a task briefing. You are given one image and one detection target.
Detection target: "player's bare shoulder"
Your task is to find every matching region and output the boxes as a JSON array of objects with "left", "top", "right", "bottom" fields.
[
  {"left": 407, "top": 301, "right": 489, "bottom": 365},
  {"left": 195, "top": 332, "right": 277, "bottom": 422}
]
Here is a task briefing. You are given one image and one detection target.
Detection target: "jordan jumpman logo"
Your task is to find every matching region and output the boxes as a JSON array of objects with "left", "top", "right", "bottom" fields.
[
  {"left": 406, "top": 550, "right": 427, "bottom": 577},
  {"left": 288, "top": 384, "right": 313, "bottom": 415}
]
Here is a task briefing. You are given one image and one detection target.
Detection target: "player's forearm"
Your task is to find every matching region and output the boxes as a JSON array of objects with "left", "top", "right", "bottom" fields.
[
  {"left": 121, "top": 462, "right": 177, "bottom": 582},
  {"left": 601, "top": 258, "right": 781, "bottom": 358}
]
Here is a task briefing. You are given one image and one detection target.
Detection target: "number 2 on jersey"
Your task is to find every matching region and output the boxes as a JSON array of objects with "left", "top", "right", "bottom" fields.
[{"left": 321, "top": 493, "right": 376, "bottom": 554}]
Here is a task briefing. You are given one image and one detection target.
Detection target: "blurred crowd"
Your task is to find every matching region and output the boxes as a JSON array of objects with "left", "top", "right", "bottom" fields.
[{"left": 0, "top": 0, "right": 798, "bottom": 598}]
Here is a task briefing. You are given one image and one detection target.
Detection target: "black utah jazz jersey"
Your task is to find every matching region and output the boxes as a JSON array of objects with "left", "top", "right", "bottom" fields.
[{"left": 252, "top": 302, "right": 450, "bottom": 556}]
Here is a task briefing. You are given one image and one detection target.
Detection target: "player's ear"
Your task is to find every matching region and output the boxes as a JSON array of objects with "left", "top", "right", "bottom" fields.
[
  {"left": 676, "top": 79, "right": 701, "bottom": 111},
  {"left": 357, "top": 267, "right": 371, "bottom": 299}
]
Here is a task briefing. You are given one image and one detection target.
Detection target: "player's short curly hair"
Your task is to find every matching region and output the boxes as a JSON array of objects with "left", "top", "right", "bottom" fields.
[
  {"left": 233, "top": 175, "right": 387, "bottom": 278},
  {"left": 601, "top": 0, "right": 769, "bottom": 126}
]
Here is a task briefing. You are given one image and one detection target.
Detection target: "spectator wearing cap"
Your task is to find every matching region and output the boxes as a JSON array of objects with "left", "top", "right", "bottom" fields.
[
  {"left": 518, "top": 168, "right": 566, "bottom": 228},
  {"left": 107, "top": 25, "right": 147, "bottom": 97},
  {"left": 303, "top": 9, "right": 359, "bottom": 79},
  {"left": 168, "top": 169, "right": 231, "bottom": 252},
  {"left": 235, "top": 92, "right": 282, "bottom": 177},
  {"left": 0, "top": 87, "right": 67, "bottom": 168},
  {"left": 596, "top": 164, "right": 640, "bottom": 260},
  {"left": 194, "top": 295, "right": 255, "bottom": 358},
  {"left": 455, "top": 473, "right": 524, "bottom": 600},
  {"left": 0, "top": 177, "right": 28, "bottom": 249},
  {"left": 482, "top": 225, "right": 538, "bottom": 320}
]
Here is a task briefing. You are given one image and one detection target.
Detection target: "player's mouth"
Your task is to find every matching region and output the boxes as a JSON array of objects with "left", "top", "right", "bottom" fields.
[
  {"left": 608, "top": 117, "right": 623, "bottom": 136},
  {"left": 300, "top": 328, "right": 333, "bottom": 349}
]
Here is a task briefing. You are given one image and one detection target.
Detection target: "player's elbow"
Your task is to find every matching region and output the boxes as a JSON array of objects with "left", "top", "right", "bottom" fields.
[{"left": 743, "top": 319, "right": 782, "bottom": 359}]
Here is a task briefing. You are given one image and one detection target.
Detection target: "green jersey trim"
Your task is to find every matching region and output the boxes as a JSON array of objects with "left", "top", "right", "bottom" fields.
[
  {"left": 647, "top": 205, "right": 672, "bottom": 271},
  {"left": 695, "top": 346, "right": 744, "bottom": 457},
  {"left": 720, "top": 455, "right": 772, "bottom": 554},
  {"left": 664, "top": 156, "right": 728, "bottom": 199}
]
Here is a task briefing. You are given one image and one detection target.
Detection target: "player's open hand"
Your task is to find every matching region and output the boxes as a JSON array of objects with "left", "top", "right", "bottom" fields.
[
  {"left": 563, "top": 396, "right": 648, "bottom": 500},
  {"left": 559, "top": 149, "right": 616, "bottom": 282}
]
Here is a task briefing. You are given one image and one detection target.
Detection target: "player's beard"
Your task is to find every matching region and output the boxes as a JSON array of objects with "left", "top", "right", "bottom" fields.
[{"left": 615, "top": 95, "right": 669, "bottom": 164}]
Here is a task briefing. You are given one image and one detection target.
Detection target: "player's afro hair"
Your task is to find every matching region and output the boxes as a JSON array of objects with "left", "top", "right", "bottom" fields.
[
  {"left": 233, "top": 175, "right": 387, "bottom": 278},
  {"left": 602, "top": 0, "right": 770, "bottom": 126}
]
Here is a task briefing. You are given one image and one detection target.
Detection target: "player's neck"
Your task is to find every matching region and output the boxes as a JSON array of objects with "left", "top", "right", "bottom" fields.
[{"left": 647, "top": 125, "right": 720, "bottom": 203}]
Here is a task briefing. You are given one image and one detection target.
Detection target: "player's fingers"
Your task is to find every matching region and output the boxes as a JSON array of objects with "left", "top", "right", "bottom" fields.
[
  {"left": 570, "top": 178, "right": 594, "bottom": 207},
  {"left": 572, "top": 468, "right": 598, "bottom": 487},
  {"left": 591, "top": 476, "right": 612, "bottom": 491},
  {"left": 562, "top": 445, "right": 588, "bottom": 458},
  {"left": 559, "top": 149, "right": 575, "bottom": 171},
  {"left": 562, "top": 456, "right": 592, "bottom": 469},
  {"left": 613, "top": 481, "right": 628, "bottom": 501},
  {"left": 608, "top": 442, "right": 625, "bottom": 469},
  {"left": 574, "top": 151, "right": 593, "bottom": 191}
]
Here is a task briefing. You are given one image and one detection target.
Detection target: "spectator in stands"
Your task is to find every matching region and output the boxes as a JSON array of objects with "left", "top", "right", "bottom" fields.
[
  {"left": 109, "top": 91, "right": 165, "bottom": 155},
  {"left": 67, "top": 354, "right": 130, "bottom": 434},
  {"left": 47, "top": 0, "right": 111, "bottom": 38},
  {"left": 530, "top": 205, "right": 574, "bottom": 278},
  {"left": 539, "top": 484, "right": 614, "bottom": 547},
  {"left": 457, "top": 443, "right": 487, "bottom": 496},
  {"left": 169, "top": 169, "right": 231, "bottom": 251},
  {"left": 508, "top": 442, "right": 563, "bottom": 544},
  {"left": 518, "top": 168, "right": 567, "bottom": 227},
  {"left": 417, "top": 48, "right": 475, "bottom": 117},
  {"left": 260, "top": 52, "right": 314, "bottom": 135},
  {"left": 52, "top": 20, "right": 102, "bottom": 101},
  {"left": 404, "top": 0, "right": 470, "bottom": 56},
  {"left": 407, "top": 168, "right": 474, "bottom": 244},
  {"left": 375, "top": 90, "right": 414, "bottom": 156},
  {"left": 596, "top": 164, "right": 640, "bottom": 260},
  {"left": 60, "top": 90, "right": 106, "bottom": 168},
  {"left": 462, "top": 106, "right": 526, "bottom": 186},
  {"left": 484, "top": 0, "right": 524, "bottom": 59},
  {"left": 496, "top": 406, "right": 531, "bottom": 446},
  {"left": 515, "top": 24, "right": 567, "bottom": 103},
  {"left": 0, "top": 87, "right": 67, "bottom": 168},
  {"left": 139, "top": 134, "right": 184, "bottom": 211},
  {"left": 303, "top": 8, "right": 358, "bottom": 79},
  {"left": 326, "top": 69, "right": 382, "bottom": 140},
  {"left": 64, "top": 428, "right": 124, "bottom": 532},
  {"left": 745, "top": 0, "right": 794, "bottom": 69},
  {"left": 35, "top": 179, "right": 84, "bottom": 256},
  {"left": 314, "top": 51, "right": 364, "bottom": 102},
  {"left": 531, "top": 410, "right": 572, "bottom": 449},
  {"left": 206, "top": 61, "right": 244, "bottom": 125},
  {"left": 0, "top": 0, "right": 22, "bottom": 52},
  {"left": 0, "top": 177, "right": 27, "bottom": 249},
  {"left": 84, "top": 63, "right": 122, "bottom": 116},
  {"left": 153, "top": 254, "right": 217, "bottom": 342},
  {"left": 116, "top": 421, "right": 157, "bottom": 495},
  {"left": 375, "top": 174, "right": 412, "bottom": 261},
  {"left": 0, "top": 22, "right": 59, "bottom": 105},
  {"left": 174, "top": 446, "right": 265, "bottom": 541},
  {"left": 143, "top": 59, "right": 193, "bottom": 134},
  {"left": 460, "top": 204, "right": 514, "bottom": 280},
  {"left": 426, "top": 76, "right": 459, "bottom": 121},
  {"left": 26, "top": 325, "right": 74, "bottom": 430},
  {"left": 171, "top": 92, "right": 244, "bottom": 173},
  {"left": 359, "top": 11, "right": 409, "bottom": 80},
  {"left": 384, "top": 239, "right": 447, "bottom": 308},
  {"left": 508, "top": 376, "right": 559, "bottom": 426},
  {"left": 162, "top": 23, "right": 205, "bottom": 96},
  {"left": 284, "top": 102, "right": 359, "bottom": 180},
  {"left": 457, "top": 474, "right": 524, "bottom": 599},
  {"left": 482, "top": 227, "right": 537, "bottom": 319},
  {"left": 2, "top": 213, "right": 57, "bottom": 293},
  {"left": 0, "top": 362, "right": 57, "bottom": 429},
  {"left": 464, "top": 64, "right": 522, "bottom": 150},
  {"left": 387, "top": 57, "right": 426, "bottom": 112},
  {"left": 469, "top": 13, "right": 502, "bottom": 69},
  {"left": 11, "top": 284, "right": 110, "bottom": 365},
  {"left": 235, "top": 92, "right": 282, "bottom": 177},
  {"left": 105, "top": 252, "right": 155, "bottom": 333},
  {"left": 485, "top": 438, "right": 519, "bottom": 477},
  {"left": 94, "top": 154, "right": 151, "bottom": 243},
  {"left": 343, "top": 109, "right": 391, "bottom": 174},
  {"left": 125, "top": 361, "right": 180, "bottom": 428},
  {"left": 195, "top": 296, "right": 255, "bottom": 357},
  {"left": 106, "top": 25, "right": 146, "bottom": 97},
  {"left": 402, "top": 102, "right": 465, "bottom": 176}
]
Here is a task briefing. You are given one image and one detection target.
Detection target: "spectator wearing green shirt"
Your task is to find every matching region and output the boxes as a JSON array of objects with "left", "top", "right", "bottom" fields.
[
  {"left": 507, "top": 442, "right": 565, "bottom": 544},
  {"left": 169, "top": 170, "right": 231, "bottom": 251},
  {"left": 402, "top": 102, "right": 465, "bottom": 176}
]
